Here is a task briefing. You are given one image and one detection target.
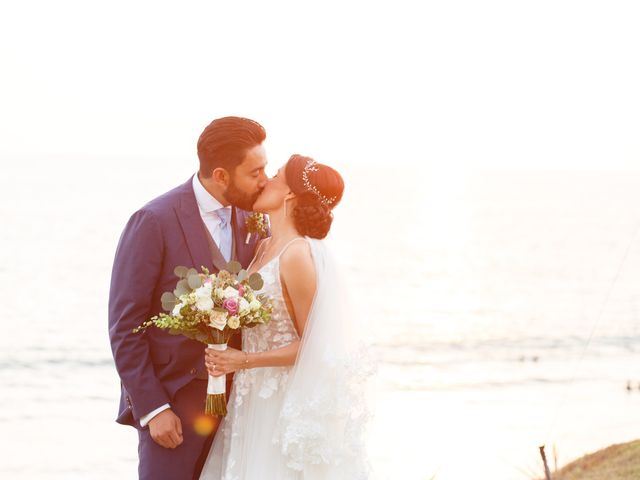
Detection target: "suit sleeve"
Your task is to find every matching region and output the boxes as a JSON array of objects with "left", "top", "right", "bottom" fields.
[{"left": 108, "top": 209, "right": 170, "bottom": 421}]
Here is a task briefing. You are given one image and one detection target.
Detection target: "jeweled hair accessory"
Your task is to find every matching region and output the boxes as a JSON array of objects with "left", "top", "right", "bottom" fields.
[{"left": 301, "top": 159, "right": 337, "bottom": 206}]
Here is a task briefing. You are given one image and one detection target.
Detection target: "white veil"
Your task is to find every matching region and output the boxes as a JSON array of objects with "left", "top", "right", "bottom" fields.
[{"left": 273, "top": 237, "right": 375, "bottom": 479}]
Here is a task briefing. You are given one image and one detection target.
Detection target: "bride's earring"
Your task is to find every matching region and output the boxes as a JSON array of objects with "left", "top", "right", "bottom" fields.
[{"left": 283, "top": 193, "right": 294, "bottom": 218}]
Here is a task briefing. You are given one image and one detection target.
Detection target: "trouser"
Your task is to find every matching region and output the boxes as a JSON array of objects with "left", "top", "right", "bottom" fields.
[{"left": 137, "top": 379, "right": 220, "bottom": 480}]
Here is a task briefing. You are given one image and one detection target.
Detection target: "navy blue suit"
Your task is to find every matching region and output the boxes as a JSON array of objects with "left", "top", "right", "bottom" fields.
[{"left": 108, "top": 176, "right": 259, "bottom": 479}]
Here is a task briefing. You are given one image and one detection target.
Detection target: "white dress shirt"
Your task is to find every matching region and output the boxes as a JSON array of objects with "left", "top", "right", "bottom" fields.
[
  {"left": 139, "top": 173, "right": 231, "bottom": 428},
  {"left": 191, "top": 172, "right": 232, "bottom": 246}
]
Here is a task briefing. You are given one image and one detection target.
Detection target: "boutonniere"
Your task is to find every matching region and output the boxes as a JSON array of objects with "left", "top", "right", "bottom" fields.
[{"left": 245, "top": 213, "right": 269, "bottom": 244}]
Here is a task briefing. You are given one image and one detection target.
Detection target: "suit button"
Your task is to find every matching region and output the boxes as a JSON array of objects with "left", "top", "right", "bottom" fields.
[{"left": 190, "top": 368, "right": 197, "bottom": 375}]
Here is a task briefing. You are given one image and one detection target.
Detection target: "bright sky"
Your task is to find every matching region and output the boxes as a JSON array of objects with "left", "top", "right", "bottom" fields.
[{"left": 1, "top": 0, "right": 639, "bottom": 171}]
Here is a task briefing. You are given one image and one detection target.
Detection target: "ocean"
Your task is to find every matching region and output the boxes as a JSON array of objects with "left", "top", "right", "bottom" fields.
[{"left": 1, "top": 158, "right": 639, "bottom": 479}]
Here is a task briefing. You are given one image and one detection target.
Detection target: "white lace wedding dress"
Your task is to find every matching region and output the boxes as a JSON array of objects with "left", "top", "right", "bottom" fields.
[{"left": 199, "top": 238, "right": 371, "bottom": 480}]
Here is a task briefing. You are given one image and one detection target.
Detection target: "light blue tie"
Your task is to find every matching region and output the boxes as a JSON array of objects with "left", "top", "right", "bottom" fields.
[{"left": 215, "top": 207, "right": 232, "bottom": 262}]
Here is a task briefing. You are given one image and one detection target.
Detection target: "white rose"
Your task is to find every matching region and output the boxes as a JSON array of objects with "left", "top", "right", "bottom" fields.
[
  {"left": 213, "top": 288, "right": 224, "bottom": 300},
  {"left": 194, "top": 284, "right": 213, "bottom": 311},
  {"left": 195, "top": 296, "right": 214, "bottom": 311},
  {"left": 227, "top": 315, "right": 240, "bottom": 329},
  {"left": 238, "top": 298, "right": 250, "bottom": 316},
  {"left": 223, "top": 286, "right": 239, "bottom": 299},
  {"left": 172, "top": 302, "right": 184, "bottom": 318},
  {"left": 209, "top": 310, "right": 228, "bottom": 331},
  {"left": 195, "top": 284, "right": 212, "bottom": 300},
  {"left": 249, "top": 299, "right": 262, "bottom": 311}
]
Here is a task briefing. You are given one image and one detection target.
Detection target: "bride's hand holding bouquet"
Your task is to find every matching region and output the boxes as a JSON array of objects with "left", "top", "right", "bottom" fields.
[{"left": 205, "top": 347, "right": 251, "bottom": 377}]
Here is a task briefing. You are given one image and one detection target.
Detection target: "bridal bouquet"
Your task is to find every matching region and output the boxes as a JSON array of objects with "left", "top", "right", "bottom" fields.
[{"left": 134, "top": 261, "right": 273, "bottom": 416}]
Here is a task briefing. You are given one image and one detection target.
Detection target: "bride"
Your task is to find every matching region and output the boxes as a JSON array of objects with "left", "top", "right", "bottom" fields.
[{"left": 199, "top": 154, "right": 371, "bottom": 479}]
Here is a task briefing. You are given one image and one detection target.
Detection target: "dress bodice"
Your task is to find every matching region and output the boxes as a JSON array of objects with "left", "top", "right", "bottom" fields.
[
  {"left": 232, "top": 248, "right": 301, "bottom": 403},
  {"left": 242, "top": 255, "right": 300, "bottom": 354}
]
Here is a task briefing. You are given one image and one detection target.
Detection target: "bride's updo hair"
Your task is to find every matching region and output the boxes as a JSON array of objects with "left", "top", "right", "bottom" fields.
[{"left": 284, "top": 154, "right": 344, "bottom": 239}]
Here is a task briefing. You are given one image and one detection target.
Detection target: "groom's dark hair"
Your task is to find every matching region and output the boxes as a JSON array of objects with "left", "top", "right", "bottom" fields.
[{"left": 197, "top": 116, "right": 266, "bottom": 177}]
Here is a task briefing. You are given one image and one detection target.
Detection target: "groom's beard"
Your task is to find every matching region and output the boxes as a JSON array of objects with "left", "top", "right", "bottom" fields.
[{"left": 225, "top": 182, "right": 262, "bottom": 211}]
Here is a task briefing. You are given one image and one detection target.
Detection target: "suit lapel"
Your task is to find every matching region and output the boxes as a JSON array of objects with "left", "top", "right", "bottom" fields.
[{"left": 175, "top": 177, "right": 214, "bottom": 272}]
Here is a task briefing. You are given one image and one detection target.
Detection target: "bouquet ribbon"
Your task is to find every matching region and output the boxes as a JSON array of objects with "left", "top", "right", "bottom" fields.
[{"left": 205, "top": 342, "right": 228, "bottom": 416}]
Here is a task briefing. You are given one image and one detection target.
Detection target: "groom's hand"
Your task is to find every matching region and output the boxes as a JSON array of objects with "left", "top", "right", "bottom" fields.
[{"left": 148, "top": 409, "right": 183, "bottom": 449}]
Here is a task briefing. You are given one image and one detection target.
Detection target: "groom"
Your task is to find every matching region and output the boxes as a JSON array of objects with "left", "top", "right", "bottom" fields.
[{"left": 108, "top": 117, "right": 268, "bottom": 479}]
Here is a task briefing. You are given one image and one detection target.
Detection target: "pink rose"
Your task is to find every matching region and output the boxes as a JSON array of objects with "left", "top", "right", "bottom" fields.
[{"left": 223, "top": 297, "right": 239, "bottom": 315}]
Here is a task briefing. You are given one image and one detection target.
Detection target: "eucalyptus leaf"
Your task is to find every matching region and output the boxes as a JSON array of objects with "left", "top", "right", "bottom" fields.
[
  {"left": 237, "top": 269, "right": 248, "bottom": 282},
  {"left": 248, "top": 272, "right": 264, "bottom": 290},
  {"left": 174, "top": 279, "right": 190, "bottom": 297},
  {"left": 186, "top": 268, "right": 198, "bottom": 278},
  {"left": 161, "top": 291, "right": 176, "bottom": 303},
  {"left": 226, "top": 260, "right": 242, "bottom": 274},
  {"left": 161, "top": 298, "right": 176, "bottom": 312},
  {"left": 174, "top": 266, "right": 189, "bottom": 278},
  {"left": 187, "top": 274, "right": 202, "bottom": 289}
]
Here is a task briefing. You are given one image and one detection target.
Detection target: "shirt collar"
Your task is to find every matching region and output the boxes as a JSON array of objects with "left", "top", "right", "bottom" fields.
[{"left": 192, "top": 173, "right": 226, "bottom": 214}]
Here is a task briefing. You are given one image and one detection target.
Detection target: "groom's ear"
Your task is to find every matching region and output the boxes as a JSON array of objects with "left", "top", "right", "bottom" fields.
[{"left": 212, "top": 167, "right": 230, "bottom": 187}]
